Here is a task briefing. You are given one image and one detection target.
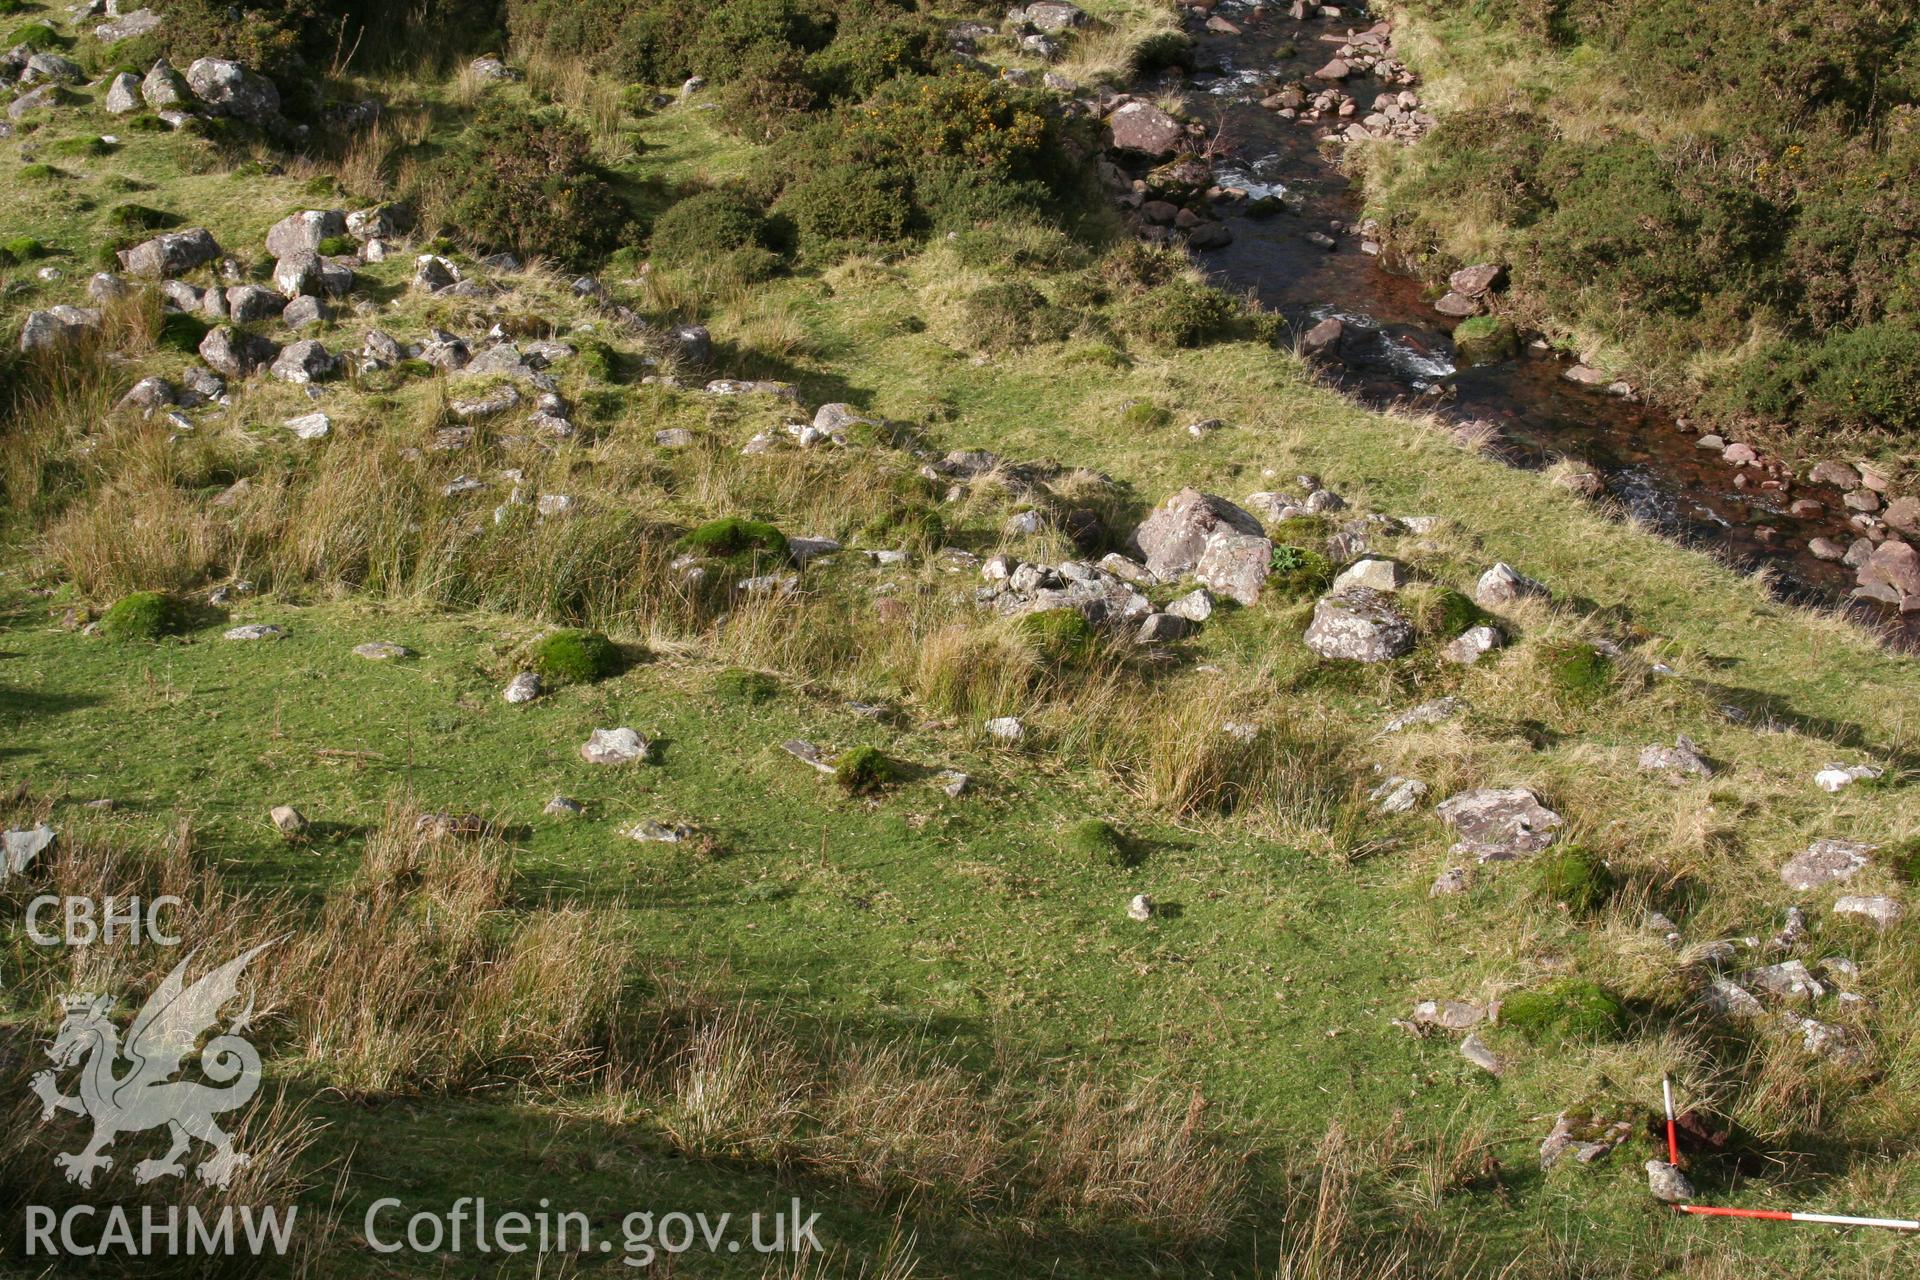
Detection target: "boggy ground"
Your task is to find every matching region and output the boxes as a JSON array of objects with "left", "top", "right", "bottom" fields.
[{"left": 2, "top": 2, "right": 1920, "bottom": 1278}]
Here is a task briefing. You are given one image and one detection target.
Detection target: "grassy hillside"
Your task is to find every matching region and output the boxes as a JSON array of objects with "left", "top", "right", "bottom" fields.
[
  {"left": 3, "top": 2, "right": 1920, "bottom": 1277},
  {"left": 1361, "top": 0, "right": 1920, "bottom": 460}
]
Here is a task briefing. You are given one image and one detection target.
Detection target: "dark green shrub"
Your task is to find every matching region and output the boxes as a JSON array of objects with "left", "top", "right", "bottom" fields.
[
  {"left": 1017, "top": 607, "right": 1096, "bottom": 662},
  {"left": 1121, "top": 278, "right": 1239, "bottom": 349},
  {"left": 1716, "top": 324, "right": 1920, "bottom": 438},
  {"left": 1131, "top": 31, "right": 1194, "bottom": 76},
  {"left": 712, "top": 667, "right": 780, "bottom": 704},
  {"left": 1267, "top": 545, "right": 1333, "bottom": 597},
  {"left": 1541, "top": 641, "right": 1612, "bottom": 704},
  {"left": 529, "top": 629, "right": 622, "bottom": 682},
  {"left": 958, "top": 282, "right": 1073, "bottom": 353},
  {"left": 776, "top": 163, "right": 914, "bottom": 255},
  {"left": 576, "top": 340, "right": 620, "bottom": 383},
  {"left": 803, "top": 14, "right": 938, "bottom": 102},
  {"left": 1452, "top": 315, "right": 1519, "bottom": 365},
  {"left": 1890, "top": 837, "right": 1920, "bottom": 884},
  {"left": 834, "top": 744, "right": 897, "bottom": 794},
  {"left": 650, "top": 190, "right": 773, "bottom": 262},
  {"left": 100, "top": 591, "right": 186, "bottom": 641},
  {"left": 1499, "top": 978, "right": 1627, "bottom": 1044},
  {"left": 1063, "top": 818, "right": 1137, "bottom": 868},
  {"left": 430, "top": 102, "right": 630, "bottom": 266},
  {"left": 107, "top": 203, "right": 179, "bottom": 232},
  {"left": 1535, "top": 846, "right": 1617, "bottom": 912},
  {"left": 716, "top": 45, "right": 817, "bottom": 142},
  {"left": 682, "top": 516, "right": 790, "bottom": 561},
  {"left": 0, "top": 0, "right": 33, "bottom": 16}
]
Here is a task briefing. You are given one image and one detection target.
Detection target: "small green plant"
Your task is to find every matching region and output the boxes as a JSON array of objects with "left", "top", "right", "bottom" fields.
[
  {"left": 834, "top": 745, "right": 897, "bottom": 795},
  {"left": 100, "top": 591, "right": 186, "bottom": 642},
  {"left": 529, "top": 629, "right": 622, "bottom": 682},
  {"left": 8, "top": 22, "right": 63, "bottom": 49},
  {"left": 1402, "top": 584, "right": 1483, "bottom": 639},
  {"left": 1064, "top": 818, "right": 1136, "bottom": 868},
  {"left": 315, "top": 235, "right": 355, "bottom": 256},
  {"left": 1889, "top": 837, "right": 1920, "bottom": 884},
  {"left": 1535, "top": 846, "right": 1616, "bottom": 912},
  {"left": 712, "top": 667, "right": 780, "bottom": 704},
  {"left": 958, "top": 281, "right": 1072, "bottom": 353},
  {"left": 682, "top": 517, "right": 790, "bottom": 561},
  {"left": 1017, "top": 607, "right": 1096, "bottom": 663},
  {"left": 1120, "top": 400, "right": 1173, "bottom": 432},
  {"left": 1541, "top": 641, "right": 1612, "bottom": 705},
  {"left": 1499, "top": 978, "right": 1627, "bottom": 1044},
  {"left": 19, "top": 164, "right": 63, "bottom": 184},
  {"left": 47, "top": 136, "right": 113, "bottom": 159},
  {"left": 577, "top": 340, "right": 620, "bottom": 383},
  {"left": 0, "top": 236, "right": 48, "bottom": 266},
  {"left": 1267, "top": 545, "right": 1333, "bottom": 597}
]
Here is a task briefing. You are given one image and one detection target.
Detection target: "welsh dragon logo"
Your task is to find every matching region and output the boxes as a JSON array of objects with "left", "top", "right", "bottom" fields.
[{"left": 31, "top": 942, "right": 274, "bottom": 1190}]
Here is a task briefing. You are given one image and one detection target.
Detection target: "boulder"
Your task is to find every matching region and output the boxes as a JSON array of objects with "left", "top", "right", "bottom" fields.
[
  {"left": 413, "top": 254, "right": 459, "bottom": 292},
  {"left": 1448, "top": 263, "right": 1507, "bottom": 298},
  {"left": 345, "top": 206, "right": 395, "bottom": 241},
  {"left": 1442, "top": 624, "right": 1503, "bottom": 665},
  {"left": 1833, "top": 895, "right": 1903, "bottom": 929},
  {"left": 269, "top": 805, "right": 307, "bottom": 835},
  {"left": 1194, "top": 531, "right": 1273, "bottom": 605},
  {"left": 1299, "top": 316, "right": 1344, "bottom": 358},
  {"left": 1136, "top": 612, "right": 1193, "bottom": 644},
  {"left": 502, "top": 671, "right": 543, "bottom": 703},
  {"left": 141, "top": 58, "right": 188, "bottom": 110},
  {"left": 1779, "top": 839, "right": 1875, "bottom": 891},
  {"left": 282, "top": 294, "right": 326, "bottom": 328},
  {"left": 1473, "top": 562, "right": 1546, "bottom": 608},
  {"left": 1165, "top": 587, "right": 1213, "bottom": 622},
  {"left": 1303, "top": 588, "right": 1414, "bottom": 662},
  {"left": 6, "top": 85, "right": 67, "bottom": 120},
  {"left": 185, "top": 58, "right": 281, "bottom": 126},
  {"left": 104, "top": 72, "right": 143, "bottom": 114},
  {"left": 266, "top": 209, "right": 346, "bottom": 259},
  {"left": 269, "top": 339, "right": 335, "bottom": 384},
  {"left": 1130, "top": 488, "right": 1266, "bottom": 580},
  {"left": 21, "top": 53, "right": 85, "bottom": 86},
  {"left": 272, "top": 250, "right": 323, "bottom": 297},
  {"left": 1637, "top": 735, "right": 1713, "bottom": 778},
  {"left": 1106, "top": 101, "right": 1184, "bottom": 158},
  {"left": 1645, "top": 1161, "right": 1694, "bottom": 1204},
  {"left": 198, "top": 325, "right": 279, "bottom": 377},
  {"left": 119, "top": 228, "right": 220, "bottom": 278},
  {"left": 581, "top": 727, "right": 649, "bottom": 764},
  {"left": 95, "top": 8, "right": 164, "bottom": 42},
  {"left": 1025, "top": 2, "right": 1087, "bottom": 32},
  {"left": 1856, "top": 539, "right": 1920, "bottom": 610},
  {"left": 225, "top": 284, "right": 285, "bottom": 323},
  {"left": 1882, "top": 496, "right": 1920, "bottom": 535},
  {"left": 1436, "top": 787, "right": 1563, "bottom": 861},
  {"left": 283, "top": 412, "right": 331, "bottom": 440},
  {"left": 1332, "top": 558, "right": 1405, "bottom": 594},
  {"left": 19, "top": 306, "right": 102, "bottom": 354}
]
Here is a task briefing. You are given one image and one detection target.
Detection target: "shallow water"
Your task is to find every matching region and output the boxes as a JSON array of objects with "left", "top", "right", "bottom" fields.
[{"left": 1165, "top": 2, "right": 1909, "bottom": 642}]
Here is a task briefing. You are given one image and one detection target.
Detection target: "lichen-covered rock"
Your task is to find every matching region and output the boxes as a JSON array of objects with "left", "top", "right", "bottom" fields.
[
  {"left": 1194, "top": 531, "right": 1273, "bottom": 605},
  {"left": 119, "top": 228, "right": 220, "bottom": 278},
  {"left": 1303, "top": 588, "right": 1414, "bottom": 662},
  {"left": 266, "top": 209, "right": 346, "bottom": 258},
  {"left": 1130, "top": 488, "right": 1266, "bottom": 580},
  {"left": 198, "top": 325, "right": 280, "bottom": 377},
  {"left": 19, "top": 306, "right": 102, "bottom": 354},
  {"left": 1474, "top": 561, "right": 1547, "bottom": 608},
  {"left": 141, "top": 58, "right": 188, "bottom": 110},
  {"left": 1779, "top": 838, "right": 1875, "bottom": 891},
  {"left": 104, "top": 71, "right": 143, "bottom": 114},
  {"left": 1105, "top": 101, "right": 1184, "bottom": 158},
  {"left": 1442, "top": 623, "right": 1503, "bottom": 665},
  {"left": 581, "top": 727, "right": 649, "bottom": 764},
  {"left": 185, "top": 57, "right": 281, "bottom": 126},
  {"left": 1436, "top": 787, "right": 1563, "bottom": 861},
  {"left": 269, "top": 339, "right": 335, "bottom": 384}
]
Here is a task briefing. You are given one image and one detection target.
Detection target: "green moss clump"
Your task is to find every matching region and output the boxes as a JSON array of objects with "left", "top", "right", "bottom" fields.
[
  {"left": 1542, "top": 641, "right": 1612, "bottom": 704},
  {"left": 1499, "top": 978, "right": 1627, "bottom": 1044},
  {"left": 19, "top": 164, "right": 64, "bottom": 184},
  {"left": 1018, "top": 607, "right": 1096, "bottom": 662},
  {"left": 712, "top": 667, "right": 780, "bottom": 704},
  {"left": 577, "top": 340, "right": 620, "bottom": 383},
  {"left": 315, "top": 234, "right": 355, "bottom": 256},
  {"left": 1536, "top": 846, "right": 1617, "bottom": 912},
  {"left": 834, "top": 745, "right": 897, "bottom": 795},
  {"left": 126, "top": 113, "right": 171, "bottom": 133},
  {"left": 529, "top": 629, "right": 622, "bottom": 683},
  {"left": 0, "top": 236, "right": 47, "bottom": 266},
  {"left": 48, "top": 136, "right": 113, "bottom": 159},
  {"left": 1064, "top": 818, "right": 1137, "bottom": 868},
  {"left": 1403, "top": 585, "right": 1484, "bottom": 639},
  {"left": 8, "top": 22, "right": 63, "bottom": 49},
  {"left": 1120, "top": 400, "right": 1173, "bottom": 432},
  {"left": 1267, "top": 545, "right": 1333, "bottom": 598},
  {"left": 100, "top": 591, "right": 186, "bottom": 642},
  {"left": 1452, "top": 315, "right": 1519, "bottom": 366},
  {"left": 682, "top": 517, "right": 790, "bottom": 562},
  {"left": 108, "top": 203, "right": 178, "bottom": 232}
]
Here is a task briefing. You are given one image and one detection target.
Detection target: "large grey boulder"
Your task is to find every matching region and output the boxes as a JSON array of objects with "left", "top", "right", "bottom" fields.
[
  {"left": 185, "top": 58, "right": 281, "bottom": 126},
  {"left": 141, "top": 58, "right": 188, "bottom": 110},
  {"left": 1106, "top": 101, "right": 1184, "bottom": 158},
  {"left": 1194, "top": 531, "right": 1273, "bottom": 605},
  {"left": 269, "top": 339, "right": 335, "bottom": 384},
  {"left": 225, "top": 284, "right": 285, "bottom": 323},
  {"left": 1436, "top": 787, "right": 1563, "bottom": 861},
  {"left": 19, "top": 306, "right": 102, "bottom": 354},
  {"left": 118, "top": 228, "right": 220, "bottom": 278},
  {"left": 96, "top": 8, "right": 165, "bottom": 42},
  {"left": 1303, "top": 588, "right": 1414, "bottom": 662},
  {"left": 1025, "top": 2, "right": 1087, "bottom": 32},
  {"left": 21, "top": 53, "right": 85, "bottom": 86},
  {"left": 266, "top": 209, "right": 346, "bottom": 259},
  {"left": 6, "top": 85, "right": 66, "bottom": 121},
  {"left": 1856, "top": 539, "right": 1920, "bottom": 611},
  {"left": 198, "top": 325, "right": 279, "bottom": 377},
  {"left": 581, "top": 727, "right": 649, "bottom": 764},
  {"left": 104, "top": 72, "right": 143, "bottom": 114},
  {"left": 1130, "top": 488, "right": 1266, "bottom": 580}
]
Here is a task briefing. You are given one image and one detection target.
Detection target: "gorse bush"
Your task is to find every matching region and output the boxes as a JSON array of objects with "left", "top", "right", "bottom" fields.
[
  {"left": 959, "top": 282, "right": 1074, "bottom": 353},
  {"left": 649, "top": 190, "right": 776, "bottom": 262},
  {"left": 428, "top": 102, "right": 630, "bottom": 265}
]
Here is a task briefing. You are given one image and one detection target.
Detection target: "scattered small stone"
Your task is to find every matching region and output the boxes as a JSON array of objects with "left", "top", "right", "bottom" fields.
[
  {"left": 1411, "top": 999, "right": 1484, "bottom": 1031},
  {"left": 1127, "top": 893, "right": 1155, "bottom": 922},
  {"left": 1705, "top": 977, "right": 1764, "bottom": 1019},
  {"left": 781, "top": 739, "right": 838, "bottom": 774},
  {"left": 1370, "top": 776, "right": 1428, "bottom": 814},
  {"left": 1474, "top": 562, "right": 1547, "bottom": 608},
  {"left": 1742, "top": 959, "right": 1825, "bottom": 1004},
  {"left": 1459, "top": 1033, "right": 1501, "bottom": 1074},
  {"left": 1814, "top": 763, "right": 1882, "bottom": 793},
  {"left": 283, "top": 411, "right": 331, "bottom": 440},
  {"left": 1833, "top": 895, "right": 1904, "bottom": 929},
  {"left": 1383, "top": 697, "right": 1462, "bottom": 734},
  {"left": 353, "top": 641, "right": 408, "bottom": 660},
  {"left": 2, "top": 824, "right": 56, "bottom": 878},
  {"left": 543, "top": 795, "right": 583, "bottom": 817},
  {"left": 1638, "top": 735, "right": 1714, "bottom": 778},
  {"left": 1429, "top": 866, "right": 1470, "bottom": 897},
  {"left": 1436, "top": 787, "right": 1563, "bottom": 861},
  {"left": 626, "top": 821, "right": 694, "bottom": 843},
  {"left": 985, "top": 716, "right": 1025, "bottom": 743},
  {"left": 269, "top": 805, "right": 307, "bottom": 835},
  {"left": 581, "top": 727, "right": 649, "bottom": 764},
  {"left": 501, "top": 671, "right": 542, "bottom": 704},
  {"left": 1784, "top": 1013, "right": 1871, "bottom": 1067},
  {"left": 223, "top": 624, "right": 285, "bottom": 641},
  {"left": 1442, "top": 623, "right": 1504, "bottom": 665},
  {"left": 934, "top": 769, "right": 971, "bottom": 798}
]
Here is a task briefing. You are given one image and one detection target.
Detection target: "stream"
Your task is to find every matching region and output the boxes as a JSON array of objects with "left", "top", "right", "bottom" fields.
[{"left": 1161, "top": 0, "right": 1913, "bottom": 643}]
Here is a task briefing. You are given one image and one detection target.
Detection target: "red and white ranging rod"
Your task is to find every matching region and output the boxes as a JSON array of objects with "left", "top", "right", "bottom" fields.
[{"left": 1661, "top": 1075, "right": 1920, "bottom": 1233}]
